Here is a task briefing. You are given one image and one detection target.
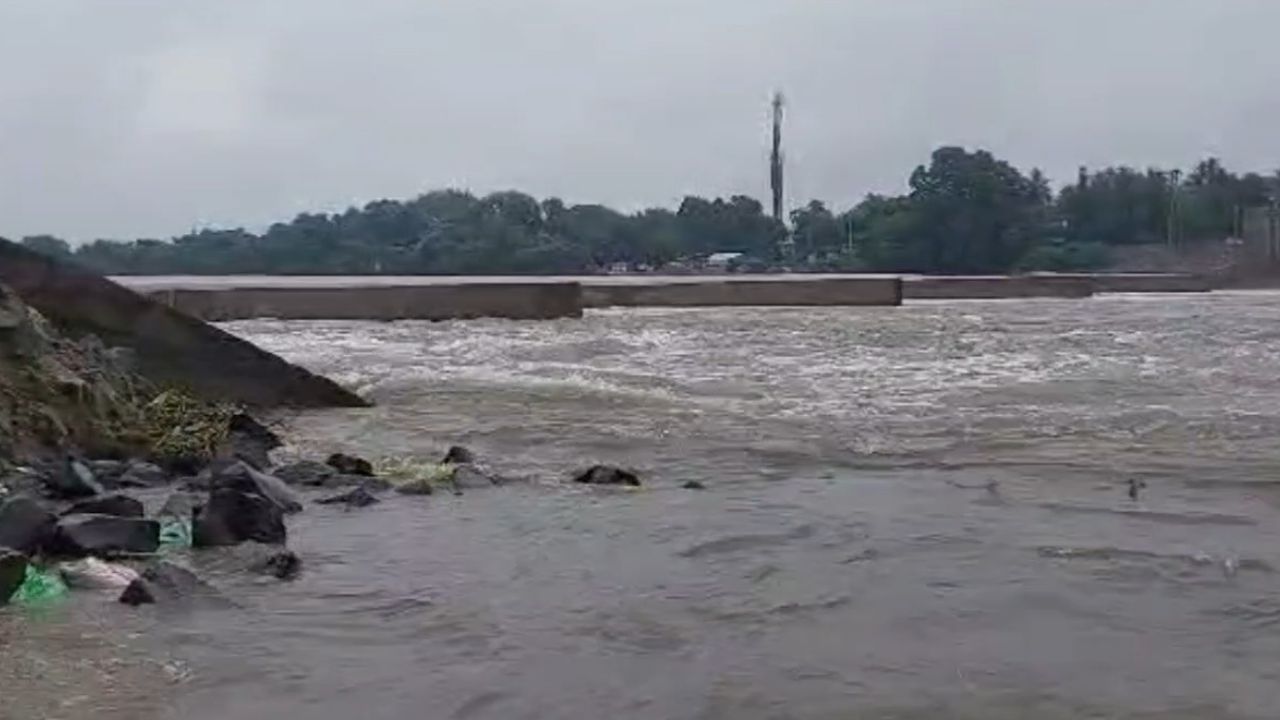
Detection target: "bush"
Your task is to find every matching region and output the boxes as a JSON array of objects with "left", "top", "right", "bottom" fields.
[{"left": 1018, "top": 240, "right": 1110, "bottom": 272}]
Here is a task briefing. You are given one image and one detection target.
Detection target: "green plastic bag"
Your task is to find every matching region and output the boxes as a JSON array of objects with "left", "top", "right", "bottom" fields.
[
  {"left": 159, "top": 518, "right": 193, "bottom": 550},
  {"left": 11, "top": 564, "right": 68, "bottom": 606}
]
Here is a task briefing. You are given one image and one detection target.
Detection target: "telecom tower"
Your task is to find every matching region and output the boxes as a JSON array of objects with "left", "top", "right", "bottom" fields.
[{"left": 770, "top": 92, "right": 785, "bottom": 223}]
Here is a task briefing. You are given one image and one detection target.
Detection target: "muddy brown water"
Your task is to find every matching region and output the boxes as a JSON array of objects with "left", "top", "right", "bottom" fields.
[{"left": 7, "top": 292, "right": 1280, "bottom": 719}]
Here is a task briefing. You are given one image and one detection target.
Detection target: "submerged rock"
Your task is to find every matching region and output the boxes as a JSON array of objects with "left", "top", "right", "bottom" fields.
[
  {"left": 63, "top": 493, "right": 144, "bottom": 519},
  {"left": 316, "top": 485, "right": 380, "bottom": 508},
  {"left": 681, "top": 480, "right": 707, "bottom": 490},
  {"left": 326, "top": 453, "right": 374, "bottom": 477},
  {"left": 0, "top": 548, "right": 27, "bottom": 604},
  {"left": 118, "top": 578, "right": 156, "bottom": 606},
  {"left": 139, "top": 558, "right": 223, "bottom": 605},
  {"left": 442, "top": 445, "right": 476, "bottom": 465},
  {"left": 51, "top": 514, "right": 160, "bottom": 557},
  {"left": 275, "top": 460, "right": 336, "bottom": 487},
  {"left": 252, "top": 550, "right": 301, "bottom": 580},
  {"left": 449, "top": 464, "right": 501, "bottom": 491},
  {"left": 0, "top": 496, "right": 57, "bottom": 555},
  {"left": 573, "top": 465, "right": 641, "bottom": 487},
  {"left": 43, "top": 457, "right": 104, "bottom": 499},
  {"left": 193, "top": 489, "right": 286, "bottom": 547}
]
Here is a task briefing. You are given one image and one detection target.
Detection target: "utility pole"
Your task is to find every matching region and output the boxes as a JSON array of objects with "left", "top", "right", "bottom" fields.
[
  {"left": 770, "top": 92, "right": 785, "bottom": 223},
  {"left": 1166, "top": 169, "right": 1182, "bottom": 248}
]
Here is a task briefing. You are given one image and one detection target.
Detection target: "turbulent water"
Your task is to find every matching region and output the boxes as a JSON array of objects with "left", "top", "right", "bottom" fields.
[{"left": 10, "top": 292, "right": 1280, "bottom": 719}]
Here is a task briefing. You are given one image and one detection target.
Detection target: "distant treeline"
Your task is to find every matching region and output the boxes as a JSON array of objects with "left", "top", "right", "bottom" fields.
[{"left": 16, "top": 147, "right": 1280, "bottom": 276}]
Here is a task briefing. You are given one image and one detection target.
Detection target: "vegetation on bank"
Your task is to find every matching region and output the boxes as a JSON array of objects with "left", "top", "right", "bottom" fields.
[
  {"left": 0, "top": 283, "right": 235, "bottom": 467},
  {"left": 17, "top": 148, "right": 1280, "bottom": 276}
]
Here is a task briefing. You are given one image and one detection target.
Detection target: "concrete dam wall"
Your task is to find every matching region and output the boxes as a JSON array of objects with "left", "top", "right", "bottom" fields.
[
  {"left": 903, "top": 275, "right": 1097, "bottom": 299},
  {"left": 112, "top": 270, "right": 1211, "bottom": 322},
  {"left": 146, "top": 282, "right": 585, "bottom": 322},
  {"left": 581, "top": 276, "right": 903, "bottom": 308}
]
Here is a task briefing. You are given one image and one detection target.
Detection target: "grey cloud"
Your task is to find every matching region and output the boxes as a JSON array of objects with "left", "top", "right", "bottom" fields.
[{"left": 2, "top": 0, "right": 1278, "bottom": 241}]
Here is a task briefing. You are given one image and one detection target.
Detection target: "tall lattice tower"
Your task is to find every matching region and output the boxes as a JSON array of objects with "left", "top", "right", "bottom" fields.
[{"left": 770, "top": 92, "right": 785, "bottom": 223}]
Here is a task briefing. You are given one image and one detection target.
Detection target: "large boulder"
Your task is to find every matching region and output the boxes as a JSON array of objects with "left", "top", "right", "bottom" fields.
[
  {"left": 0, "top": 496, "right": 57, "bottom": 555},
  {"left": 193, "top": 489, "right": 286, "bottom": 547},
  {"left": 0, "top": 549, "right": 27, "bottom": 604},
  {"left": 43, "top": 457, "right": 104, "bottom": 499},
  {"left": 326, "top": 453, "right": 373, "bottom": 477},
  {"left": 573, "top": 465, "right": 641, "bottom": 487},
  {"left": 63, "top": 493, "right": 144, "bottom": 518},
  {"left": 50, "top": 514, "right": 160, "bottom": 556},
  {"left": 209, "top": 461, "right": 301, "bottom": 514}
]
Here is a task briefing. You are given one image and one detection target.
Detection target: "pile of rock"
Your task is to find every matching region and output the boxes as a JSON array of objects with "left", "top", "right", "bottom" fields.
[{"left": 0, "top": 414, "right": 316, "bottom": 606}]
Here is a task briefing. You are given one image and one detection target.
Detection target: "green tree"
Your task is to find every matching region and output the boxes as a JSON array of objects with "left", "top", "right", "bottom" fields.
[{"left": 20, "top": 235, "right": 72, "bottom": 260}]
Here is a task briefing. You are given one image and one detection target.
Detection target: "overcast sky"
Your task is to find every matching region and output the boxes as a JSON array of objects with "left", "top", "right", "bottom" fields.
[{"left": 2, "top": 0, "right": 1279, "bottom": 241}]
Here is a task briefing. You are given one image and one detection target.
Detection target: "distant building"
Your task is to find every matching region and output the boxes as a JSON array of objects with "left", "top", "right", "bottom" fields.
[{"left": 706, "top": 252, "right": 744, "bottom": 270}]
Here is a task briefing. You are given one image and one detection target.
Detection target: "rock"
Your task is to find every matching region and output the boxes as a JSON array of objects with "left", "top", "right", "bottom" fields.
[
  {"left": 116, "top": 461, "right": 168, "bottom": 488},
  {"left": 118, "top": 578, "right": 156, "bottom": 606},
  {"left": 43, "top": 457, "right": 104, "bottom": 499},
  {"left": 88, "top": 460, "right": 127, "bottom": 486},
  {"left": 274, "top": 460, "right": 336, "bottom": 487},
  {"left": 158, "top": 491, "right": 205, "bottom": 521},
  {"left": 450, "top": 464, "right": 500, "bottom": 491},
  {"left": 140, "top": 559, "right": 218, "bottom": 603},
  {"left": 210, "top": 462, "right": 302, "bottom": 514},
  {"left": 251, "top": 550, "right": 301, "bottom": 580},
  {"left": 193, "top": 489, "right": 286, "bottom": 547},
  {"left": 681, "top": 480, "right": 707, "bottom": 490},
  {"left": 51, "top": 514, "right": 160, "bottom": 557},
  {"left": 63, "top": 493, "right": 144, "bottom": 519},
  {"left": 573, "top": 465, "right": 641, "bottom": 487},
  {"left": 217, "top": 414, "right": 282, "bottom": 470},
  {"left": 0, "top": 467, "right": 46, "bottom": 499},
  {"left": 442, "top": 445, "right": 476, "bottom": 465},
  {"left": 0, "top": 549, "right": 27, "bottom": 604},
  {"left": 316, "top": 486, "right": 381, "bottom": 508},
  {"left": 0, "top": 496, "right": 57, "bottom": 555},
  {"left": 59, "top": 556, "right": 140, "bottom": 590},
  {"left": 326, "top": 453, "right": 373, "bottom": 477}
]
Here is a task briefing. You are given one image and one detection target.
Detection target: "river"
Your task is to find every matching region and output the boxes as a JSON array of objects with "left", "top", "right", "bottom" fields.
[{"left": 7, "top": 292, "right": 1280, "bottom": 719}]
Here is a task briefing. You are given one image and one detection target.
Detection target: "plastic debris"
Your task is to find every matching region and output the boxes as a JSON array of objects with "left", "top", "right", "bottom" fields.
[
  {"left": 60, "top": 557, "right": 140, "bottom": 590},
  {"left": 159, "top": 518, "right": 193, "bottom": 550},
  {"left": 11, "top": 564, "right": 69, "bottom": 606}
]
